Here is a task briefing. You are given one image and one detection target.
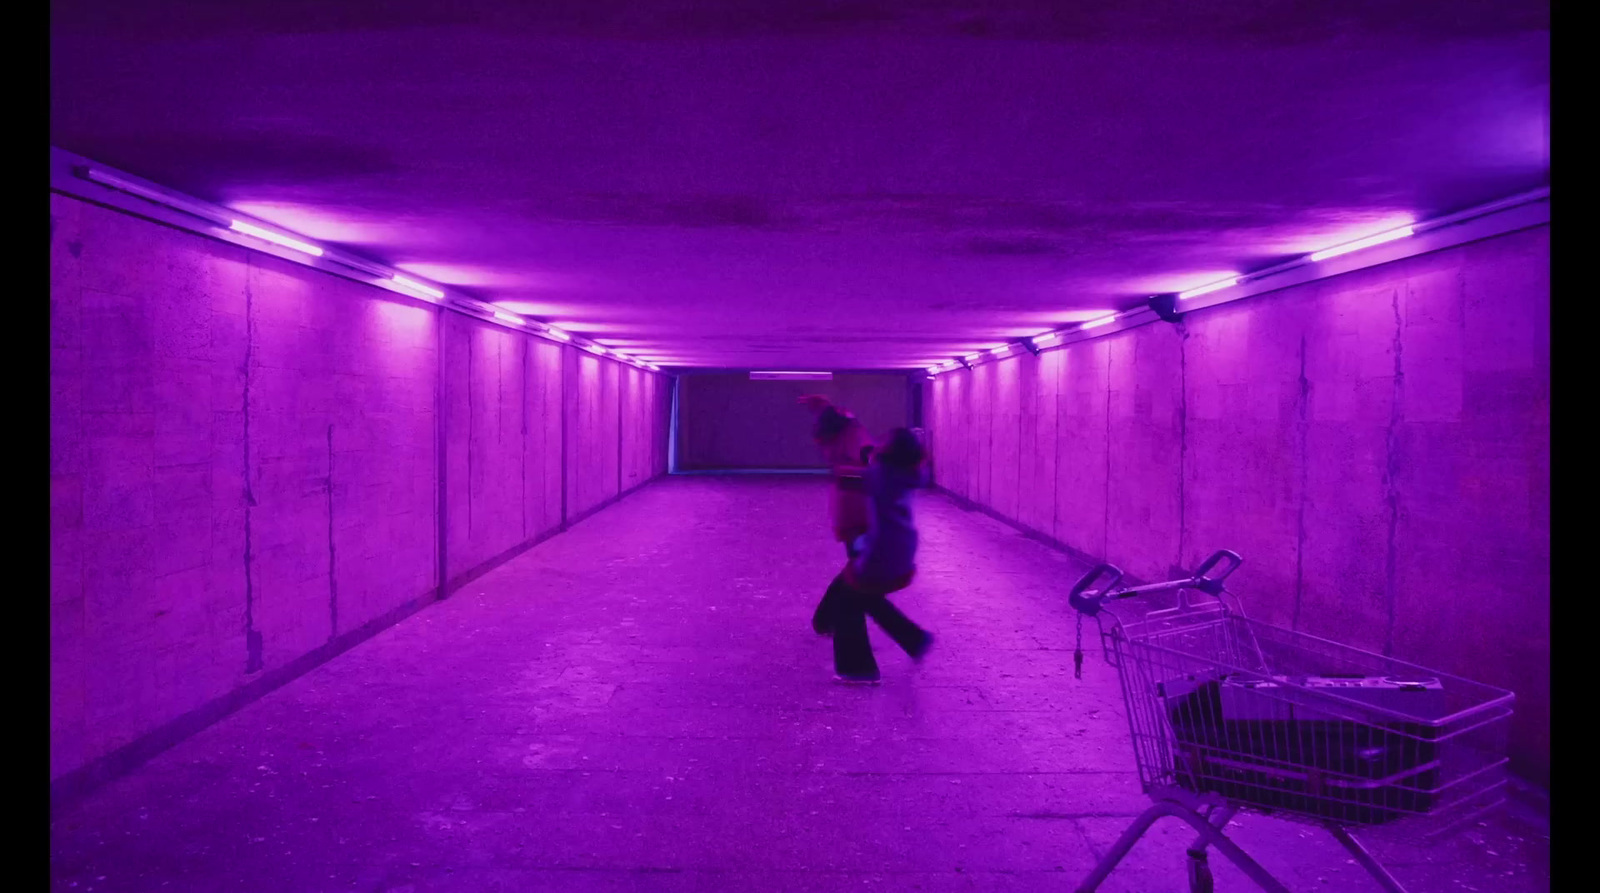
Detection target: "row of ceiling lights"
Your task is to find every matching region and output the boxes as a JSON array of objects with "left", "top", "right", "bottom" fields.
[
  {"left": 926, "top": 223, "right": 1416, "bottom": 376},
  {"left": 70, "top": 156, "right": 1540, "bottom": 378},
  {"left": 76, "top": 166, "right": 661, "bottom": 373}
]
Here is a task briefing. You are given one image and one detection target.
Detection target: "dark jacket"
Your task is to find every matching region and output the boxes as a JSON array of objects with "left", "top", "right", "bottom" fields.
[{"left": 844, "top": 459, "right": 925, "bottom": 594}]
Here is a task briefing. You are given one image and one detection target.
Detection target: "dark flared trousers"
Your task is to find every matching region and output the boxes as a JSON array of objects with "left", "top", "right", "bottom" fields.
[
  {"left": 811, "top": 541, "right": 860, "bottom": 635},
  {"left": 811, "top": 542, "right": 929, "bottom": 677},
  {"left": 827, "top": 584, "right": 930, "bottom": 678}
]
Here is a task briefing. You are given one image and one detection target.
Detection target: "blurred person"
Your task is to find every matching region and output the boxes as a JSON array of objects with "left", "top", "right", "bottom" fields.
[{"left": 800, "top": 395, "right": 933, "bottom": 683}]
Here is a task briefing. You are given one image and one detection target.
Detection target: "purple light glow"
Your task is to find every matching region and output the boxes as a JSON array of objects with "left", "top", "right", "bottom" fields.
[
  {"left": 487, "top": 301, "right": 574, "bottom": 318},
  {"left": 1177, "top": 277, "right": 1240, "bottom": 300},
  {"left": 226, "top": 203, "right": 406, "bottom": 244},
  {"left": 492, "top": 310, "right": 524, "bottom": 325},
  {"left": 1033, "top": 331, "right": 1061, "bottom": 347},
  {"left": 400, "top": 265, "right": 567, "bottom": 289},
  {"left": 368, "top": 303, "right": 435, "bottom": 370},
  {"left": 1308, "top": 225, "right": 1416, "bottom": 261},
  {"left": 1081, "top": 314, "right": 1118, "bottom": 330},
  {"left": 990, "top": 345, "right": 1012, "bottom": 356},
  {"left": 544, "top": 326, "right": 571, "bottom": 342},
  {"left": 392, "top": 275, "right": 444, "bottom": 300},
  {"left": 1054, "top": 309, "right": 1118, "bottom": 322},
  {"left": 228, "top": 220, "right": 323, "bottom": 256},
  {"left": 963, "top": 353, "right": 982, "bottom": 362}
]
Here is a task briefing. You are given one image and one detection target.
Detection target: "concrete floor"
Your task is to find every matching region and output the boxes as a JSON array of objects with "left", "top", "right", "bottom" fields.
[{"left": 50, "top": 476, "right": 1549, "bottom": 892}]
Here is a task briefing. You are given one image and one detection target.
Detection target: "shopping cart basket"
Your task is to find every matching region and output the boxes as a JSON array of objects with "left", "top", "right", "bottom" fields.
[{"left": 1068, "top": 550, "right": 1515, "bottom": 893}]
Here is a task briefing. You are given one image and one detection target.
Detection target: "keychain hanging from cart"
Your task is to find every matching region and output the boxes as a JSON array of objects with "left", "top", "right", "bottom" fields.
[
  {"left": 1068, "top": 564, "right": 1123, "bottom": 680},
  {"left": 1074, "top": 612, "right": 1085, "bottom": 679}
]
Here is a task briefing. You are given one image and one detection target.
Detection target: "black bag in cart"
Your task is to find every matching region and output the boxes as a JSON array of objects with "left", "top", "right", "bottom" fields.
[{"left": 1159, "top": 674, "right": 1442, "bottom": 825}]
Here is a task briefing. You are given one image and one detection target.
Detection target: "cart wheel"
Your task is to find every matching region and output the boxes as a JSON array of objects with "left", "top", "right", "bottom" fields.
[{"left": 1185, "top": 849, "right": 1214, "bottom": 893}]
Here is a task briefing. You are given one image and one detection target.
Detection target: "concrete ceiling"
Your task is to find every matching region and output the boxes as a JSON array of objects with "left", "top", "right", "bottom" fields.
[{"left": 50, "top": 1, "right": 1549, "bottom": 370}]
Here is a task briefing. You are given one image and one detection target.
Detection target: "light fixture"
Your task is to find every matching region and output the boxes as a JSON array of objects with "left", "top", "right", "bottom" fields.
[
  {"left": 990, "top": 345, "right": 1012, "bottom": 356},
  {"left": 585, "top": 344, "right": 608, "bottom": 355},
  {"left": 77, "top": 166, "right": 229, "bottom": 225},
  {"left": 1081, "top": 314, "right": 1119, "bottom": 330},
  {"left": 1177, "top": 277, "right": 1239, "bottom": 300},
  {"left": 493, "top": 310, "right": 524, "bottom": 325},
  {"left": 1032, "top": 331, "right": 1061, "bottom": 348},
  {"left": 963, "top": 353, "right": 981, "bottom": 362},
  {"left": 392, "top": 275, "right": 444, "bottom": 300},
  {"left": 543, "top": 326, "right": 571, "bottom": 342},
  {"left": 750, "top": 371, "right": 832, "bottom": 381},
  {"left": 1308, "top": 226, "right": 1415, "bottom": 262},
  {"left": 927, "top": 366, "right": 941, "bottom": 375},
  {"left": 228, "top": 220, "right": 324, "bottom": 257}
]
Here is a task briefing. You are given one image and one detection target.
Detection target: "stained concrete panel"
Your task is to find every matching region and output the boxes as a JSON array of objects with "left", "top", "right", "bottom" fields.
[
  {"left": 1182, "top": 296, "right": 1307, "bottom": 630},
  {"left": 599, "top": 357, "right": 621, "bottom": 503},
  {"left": 1052, "top": 340, "right": 1111, "bottom": 557},
  {"left": 990, "top": 357, "right": 1023, "bottom": 524},
  {"left": 1014, "top": 351, "right": 1054, "bottom": 535}
]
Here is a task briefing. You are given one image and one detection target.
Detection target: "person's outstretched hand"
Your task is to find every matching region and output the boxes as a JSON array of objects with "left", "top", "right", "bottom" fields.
[{"left": 798, "top": 394, "right": 831, "bottom": 413}]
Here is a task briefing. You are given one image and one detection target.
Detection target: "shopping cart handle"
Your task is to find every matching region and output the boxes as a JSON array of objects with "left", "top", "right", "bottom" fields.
[
  {"left": 1069, "top": 564, "right": 1125, "bottom": 616},
  {"left": 1190, "top": 549, "right": 1243, "bottom": 595}
]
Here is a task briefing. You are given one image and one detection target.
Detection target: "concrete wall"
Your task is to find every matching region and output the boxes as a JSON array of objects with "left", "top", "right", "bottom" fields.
[
  {"left": 676, "top": 372, "right": 913, "bottom": 469},
  {"left": 49, "top": 193, "right": 671, "bottom": 787},
  {"left": 926, "top": 225, "right": 1550, "bottom": 785}
]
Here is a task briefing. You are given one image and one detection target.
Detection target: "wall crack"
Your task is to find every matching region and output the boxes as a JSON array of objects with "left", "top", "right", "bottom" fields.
[
  {"left": 242, "top": 265, "right": 262, "bottom": 674},
  {"left": 1383, "top": 287, "right": 1405, "bottom": 656},
  {"left": 467, "top": 333, "right": 474, "bottom": 537},
  {"left": 522, "top": 342, "right": 529, "bottom": 539},
  {"left": 327, "top": 423, "right": 338, "bottom": 639},
  {"left": 1102, "top": 346, "right": 1112, "bottom": 561},
  {"left": 1177, "top": 323, "right": 1189, "bottom": 575},
  {"left": 1293, "top": 334, "right": 1310, "bottom": 630}
]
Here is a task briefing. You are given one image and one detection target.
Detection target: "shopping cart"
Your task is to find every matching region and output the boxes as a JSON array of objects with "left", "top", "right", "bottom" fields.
[{"left": 1067, "top": 550, "right": 1515, "bottom": 893}]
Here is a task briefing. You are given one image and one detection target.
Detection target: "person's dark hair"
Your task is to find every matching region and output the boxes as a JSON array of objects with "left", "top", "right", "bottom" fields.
[
  {"left": 877, "top": 427, "right": 926, "bottom": 470},
  {"left": 813, "top": 406, "right": 854, "bottom": 442}
]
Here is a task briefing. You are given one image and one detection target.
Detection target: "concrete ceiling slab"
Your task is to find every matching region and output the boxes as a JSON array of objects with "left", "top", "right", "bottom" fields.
[{"left": 50, "top": 0, "right": 1548, "bottom": 369}]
